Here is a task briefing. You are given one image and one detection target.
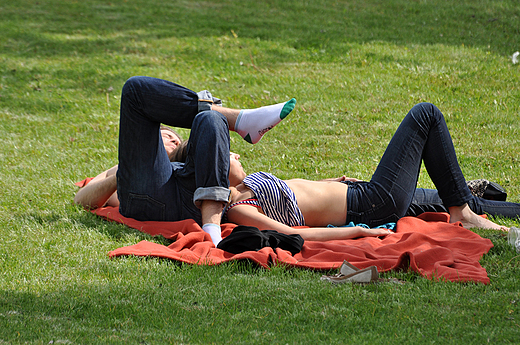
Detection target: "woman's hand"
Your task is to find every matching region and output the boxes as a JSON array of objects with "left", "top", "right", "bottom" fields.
[
  {"left": 320, "top": 176, "right": 363, "bottom": 182},
  {"left": 360, "top": 228, "right": 394, "bottom": 237}
]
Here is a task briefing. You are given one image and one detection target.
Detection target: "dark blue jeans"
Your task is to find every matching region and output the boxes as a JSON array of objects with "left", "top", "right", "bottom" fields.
[
  {"left": 116, "top": 76, "right": 231, "bottom": 224},
  {"left": 407, "top": 188, "right": 520, "bottom": 219},
  {"left": 346, "top": 103, "right": 473, "bottom": 227}
]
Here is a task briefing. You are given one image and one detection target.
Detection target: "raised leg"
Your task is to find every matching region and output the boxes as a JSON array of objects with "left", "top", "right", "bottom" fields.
[{"left": 369, "top": 103, "right": 506, "bottom": 230}]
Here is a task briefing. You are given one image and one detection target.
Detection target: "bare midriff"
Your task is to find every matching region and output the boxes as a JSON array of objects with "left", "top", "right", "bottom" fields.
[
  {"left": 285, "top": 179, "right": 348, "bottom": 227},
  {"left": 229, "top": 179, "right": 349, "bottom": 227}
]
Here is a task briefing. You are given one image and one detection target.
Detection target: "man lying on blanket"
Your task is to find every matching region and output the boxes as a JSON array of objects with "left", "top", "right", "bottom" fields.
[{"left": 75, "top": 76, "right": 297, "bottom": 246}]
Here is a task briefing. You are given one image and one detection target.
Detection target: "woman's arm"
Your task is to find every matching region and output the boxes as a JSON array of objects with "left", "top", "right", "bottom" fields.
[
  {"left": 74, "top": 165, "right": 119, "bottom": 209},
  {"left": 227, "top": 204, "right": 392, "bottom": 241}
]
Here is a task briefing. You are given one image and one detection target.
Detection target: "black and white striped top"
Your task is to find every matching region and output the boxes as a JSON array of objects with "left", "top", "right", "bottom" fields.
[{"left": 239, "top": 172, "right": 305, "bottom": 227}]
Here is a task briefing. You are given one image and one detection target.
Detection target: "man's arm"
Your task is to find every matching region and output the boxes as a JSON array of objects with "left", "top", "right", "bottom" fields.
[{"left": 74, "top": 165, "right": 119, "bottom": 209}]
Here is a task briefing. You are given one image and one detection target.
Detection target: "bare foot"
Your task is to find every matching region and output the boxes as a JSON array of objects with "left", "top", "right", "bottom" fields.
[
  {"left": 453, "top": 216, "right": 509, "bottom": 232},
  {"left": 449, "top": 204, "right": 509, "bottom": 232}
]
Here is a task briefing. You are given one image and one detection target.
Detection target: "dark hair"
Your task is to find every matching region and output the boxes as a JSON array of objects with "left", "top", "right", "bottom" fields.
[{"left": 169, "top": 140, "right": 188, "bottom": 162}]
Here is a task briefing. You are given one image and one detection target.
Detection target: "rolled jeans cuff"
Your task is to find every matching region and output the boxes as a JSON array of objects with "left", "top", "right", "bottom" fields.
[
  {"left": 197, "top": 90, "right": 222, "bottom": 112},
  {"left": 193, "top": 186, "right": 230, "bottom": 207}
]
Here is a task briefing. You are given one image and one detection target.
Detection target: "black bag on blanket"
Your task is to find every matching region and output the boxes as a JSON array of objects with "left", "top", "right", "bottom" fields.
[
  {"left": 217, "top": 225, "right": 304, "bottom": 255},
  {"left": 467, "top": 179, "right": 507, "bottom": 201}
]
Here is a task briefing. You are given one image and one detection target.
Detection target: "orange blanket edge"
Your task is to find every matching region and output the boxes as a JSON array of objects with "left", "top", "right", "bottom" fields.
[
  {"left": 77, "top": 177, "right": 493, "bottom": 283},
  {"left": 88, "top": 205, "right": 493, "bottom": 284}
]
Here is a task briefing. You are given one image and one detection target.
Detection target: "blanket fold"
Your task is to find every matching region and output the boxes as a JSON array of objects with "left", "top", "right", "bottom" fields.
[{"left": 88, "top": 205, "right": 493, "bottom": 283}]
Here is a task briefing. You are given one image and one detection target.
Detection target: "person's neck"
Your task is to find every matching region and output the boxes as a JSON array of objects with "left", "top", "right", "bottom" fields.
[{"left": 229, "top": 183, "right": 251, "bottom": 204}]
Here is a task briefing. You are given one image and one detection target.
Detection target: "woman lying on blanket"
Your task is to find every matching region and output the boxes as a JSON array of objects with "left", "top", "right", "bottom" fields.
[
  {"left": 221, "top": 103, "right": 515, "bottom": 240},
  {"left": 160, "top": 103, "right": 517, "bottom": 242}
]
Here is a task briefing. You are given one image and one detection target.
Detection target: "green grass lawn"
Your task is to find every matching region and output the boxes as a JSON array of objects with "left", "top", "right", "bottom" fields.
[{"left": 1, "top": 0, "right": 519, "bottom": 343}]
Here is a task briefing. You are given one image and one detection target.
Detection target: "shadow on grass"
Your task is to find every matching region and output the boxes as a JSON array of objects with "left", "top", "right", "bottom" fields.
[
  {"left": 1, "top": 0, "right": 518, "bottom": 60},
  {"left": 20, "top": 209, "right": 172, "bottom": 246},
  {"left": 0, "top": 261, "right": 287, "bottom": 343},
  {"left": 78, "top": 211, "right": 177, "bottom": 246},
  {"left": 0, "top": 277, "right": 204, "bottom": 342}
]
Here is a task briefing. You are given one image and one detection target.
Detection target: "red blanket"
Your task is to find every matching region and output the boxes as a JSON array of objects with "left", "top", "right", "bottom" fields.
[{"left": 89, "top": 206, "right": 493, "bottom": 284}]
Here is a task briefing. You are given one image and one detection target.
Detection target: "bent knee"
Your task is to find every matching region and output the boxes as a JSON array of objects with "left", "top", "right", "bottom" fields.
[
  {"left": 410, "top": 102, "right": 444, "bottom": 124},
  {"left": 192, "top": 110, "right": 229, "bottom": 130}
]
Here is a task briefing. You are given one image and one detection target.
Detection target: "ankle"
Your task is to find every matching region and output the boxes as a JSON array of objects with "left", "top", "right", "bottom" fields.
[
  {"left": 448, "top": 204, "right": 471, "bottom": 222},
  {"left": 234, "top": 98, "right": 296, "bottom": 144},
  {"left": 202, "top": 223, "right": 222, "bottom": 246}
]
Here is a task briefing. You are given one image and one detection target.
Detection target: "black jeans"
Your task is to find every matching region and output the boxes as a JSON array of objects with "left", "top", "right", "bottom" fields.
[
  {"left": 346, "top": 103, "right": 472, "bottom": 227},
  {"left": 117, "top": 76, "right": 231, "bottom": 224},
  {"left": 407, "top": 188, "right": 520, "bottom": 219}
]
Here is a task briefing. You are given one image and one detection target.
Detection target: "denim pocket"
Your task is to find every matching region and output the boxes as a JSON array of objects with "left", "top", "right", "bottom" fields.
[
  {"left": 125, "top": 193, "right": 166, "bottom": 221},
  {"left": 370, "top": 212, "right": 400, "bottom": 226},
  {"left": 347, "top": 181, "right": 400, "bottom": 227},
  {"left": 347, "top": 208, "right": 399, "bottom": 227},
  {"left": 364, "top": 187, "right": 400, "bottom": 225}
]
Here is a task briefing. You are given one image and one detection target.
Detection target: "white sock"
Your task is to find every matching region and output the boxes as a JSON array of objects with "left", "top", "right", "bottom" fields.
[
  {"left": 235, "top": 98, "right": 296, "bottom": 144},
  {"left": 202, "top": 223, "right": 222, "bottom": 246}
]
